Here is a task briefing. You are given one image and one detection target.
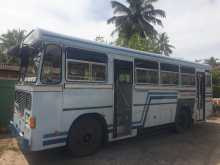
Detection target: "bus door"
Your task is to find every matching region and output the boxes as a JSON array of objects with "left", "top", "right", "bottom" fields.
[
  {"left": 113, "top": 60, "right": 133, "bottom": 138},
  {"left": 196, "top": 72, "right": 206, "bottom": 120}
]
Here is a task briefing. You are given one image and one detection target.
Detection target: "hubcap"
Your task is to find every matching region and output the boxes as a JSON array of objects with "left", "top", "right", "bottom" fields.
[{"left": 83, "top": 133, "right": 93, "bottom": 144}]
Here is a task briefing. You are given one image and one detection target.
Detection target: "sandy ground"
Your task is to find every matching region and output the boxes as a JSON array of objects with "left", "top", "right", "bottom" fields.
[
  {"left": 0, "top": 135, "right": 28, "bottom": 165},
  {"left": 1, "top": 115, "right": 220, "bottom": 165}
]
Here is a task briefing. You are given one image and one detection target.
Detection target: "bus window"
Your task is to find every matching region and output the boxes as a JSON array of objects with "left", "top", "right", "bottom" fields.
[
  {"left": 180, "top": 66, "right": 195, "bottom": 86},
  {"left": 160, "top": 63, "right": 179, "bottom": 85},
  {"left": 41, "top": 44, "right": 62, "bottom": 84},
  {"left": 135, "top": 59, "right": 158, "bottom": 85},
  {"left": 92, "top": 64, "right": 106, "bottom": 81},
  {"left": 67, "top": 61, "right": 90, "bottom": 81},
  {"left": 66, "top": 47, "right": 107, "bottom": 82}
]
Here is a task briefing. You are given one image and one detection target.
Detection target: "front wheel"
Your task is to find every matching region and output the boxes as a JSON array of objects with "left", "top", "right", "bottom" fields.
[{"left": 67, "top": 117, "right": 103, "bottom": 157}]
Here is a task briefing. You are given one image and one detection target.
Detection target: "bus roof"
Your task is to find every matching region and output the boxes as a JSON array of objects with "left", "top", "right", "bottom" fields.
[{"left": 23, "top": 28, "right": 211, "bottom": 70}]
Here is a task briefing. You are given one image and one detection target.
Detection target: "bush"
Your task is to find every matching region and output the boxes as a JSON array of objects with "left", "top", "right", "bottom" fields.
[
  {"left": 213, "top": 104, "right": 220, "bottom": 113},
  {"left": 213, "top": 85, "right": 220, "bottom": 98},
  {"left": 212, "top": 69, "right": 220, "bottom": 85}
]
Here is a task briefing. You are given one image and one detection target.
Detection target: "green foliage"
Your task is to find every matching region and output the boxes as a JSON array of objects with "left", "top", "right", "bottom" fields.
[
  {"left": 108, "top": 0, "right": 166, "bottom": 40},
  {"left": 211, "top": 68, "right": 220, "bottom": 98},
  {"left": 204, "top": 57, "right": 219, "bottom": 68},
  {"left": 213, "top": 104, "right": 220, "bottom": 112},
  {"left": 108, "top": 0, "right": 175, "bottom": 55},
  {"left": 0, "top": 46, "right": 8, "bottom": 63},
  {"left": 213, "top": 86, "right": 220, "bottom": 98},
  {"left": 157, "top": 32, "right": 175, "bottom": 56},
  {"left": 0, "top": 29, "right": 26, "bottom": 65},
  {"left": 212, "top": 69, "right": 220, "bottom": 86},
  {"left": 116, "top": 32, "right": 174, "bottom": 55},
  {"left": 128, "top": 33, "right": 160, "bottom": 53}
]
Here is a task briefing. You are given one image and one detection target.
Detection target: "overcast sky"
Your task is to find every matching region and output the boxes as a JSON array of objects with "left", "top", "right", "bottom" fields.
[{"left": 0, "top": 0, "right": 219, "bottom": 61}]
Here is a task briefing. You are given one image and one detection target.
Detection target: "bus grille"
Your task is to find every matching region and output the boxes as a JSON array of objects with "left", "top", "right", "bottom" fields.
[{"left": 15, "top": 90, "right": 32, "bottom": 111}]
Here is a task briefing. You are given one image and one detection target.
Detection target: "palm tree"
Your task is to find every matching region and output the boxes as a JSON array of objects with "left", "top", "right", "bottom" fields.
[
  {"left": 0, "top": 29, "right": 26, "bottom": 64},
  {"left": 157, "top": 32, "right": 174, "bottom": 56},
  {"left": 204, "top": 57, "right": 219, "bottom": 68},
  {"left": 107, "top": 0, "right": 165, "bottom": 40},
  {"left": 0, "top": 29, "right": 25, "bottom": 49}
]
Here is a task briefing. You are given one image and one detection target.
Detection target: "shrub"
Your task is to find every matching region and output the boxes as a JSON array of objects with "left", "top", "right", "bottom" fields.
[
  {"left": 213, "top": 85, "right": 220, "bottom": 98},
  {"left": 213, "top": 104, "right": 220, "bottom": 113}
]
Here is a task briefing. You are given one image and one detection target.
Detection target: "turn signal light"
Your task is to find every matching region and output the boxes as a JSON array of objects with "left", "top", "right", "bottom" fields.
[{"left": 29, "top": 116, "right": 36, "bottom": 129}]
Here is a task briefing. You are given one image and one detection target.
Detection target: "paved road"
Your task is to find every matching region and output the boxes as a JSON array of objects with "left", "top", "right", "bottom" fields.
[{"left": 22, "top": 117, "right": 220, "bottom": 165}]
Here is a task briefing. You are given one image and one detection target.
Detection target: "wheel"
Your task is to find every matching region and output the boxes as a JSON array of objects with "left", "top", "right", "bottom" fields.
[
  {"left": 67, "top": 117, "right": 103, "bottom": 157},
  {"left": 175, "top": 110, "right": 190, "bottom": 133}
]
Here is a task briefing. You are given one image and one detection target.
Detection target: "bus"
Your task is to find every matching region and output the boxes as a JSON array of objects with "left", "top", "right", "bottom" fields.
[{"left": 9, "top": 29, "right": 213, "bottom": 156}]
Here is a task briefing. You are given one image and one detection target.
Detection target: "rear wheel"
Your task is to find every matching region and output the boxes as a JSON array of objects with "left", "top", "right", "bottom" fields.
[
  {"left": 175, "top": 110, "right": 190, "bottom": 133},
  {"left": 67, "top": 117, "right": 103, "bottom": 157},
  {"left": 187, "top": 111, "right": 193, "bottom": 128}
]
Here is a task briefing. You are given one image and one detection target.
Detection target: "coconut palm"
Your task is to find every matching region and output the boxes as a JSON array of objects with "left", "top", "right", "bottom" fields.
[
  {"left": 0, "top": 29, "right": 25, "bottom": 49},
  {"left": 204, "top": 57, "right": 219, "bottom": 68},
  {"left": 107, "top": 0, "right": 166, "bottom": 40},
  {"left": 157, "top": 32, "right": 174, "bottom": 56},
  {"left": 0, "top": 29, "right": 26, "bottom": 64}
]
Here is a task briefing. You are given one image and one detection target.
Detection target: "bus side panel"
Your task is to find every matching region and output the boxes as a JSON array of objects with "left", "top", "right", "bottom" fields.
[
  {"left": 144, "top": 98, "right": 177, "bottom": 128},
  {"left": 132, "top": 89, "right": 148, "bottom": 126},
  {"left": 133, "top": 89, "right": 177, "bottom": 128},
  {"left": 62, "top": 87, "right": 113, "bottom": 135},
  {"left": 31, "top": 90, "right": 63, "bottom": 151}
]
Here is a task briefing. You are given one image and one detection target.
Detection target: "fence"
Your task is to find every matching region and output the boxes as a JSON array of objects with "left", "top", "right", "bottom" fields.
[{"left": 0, "top": 64, "right": 19, "bottom": 80}]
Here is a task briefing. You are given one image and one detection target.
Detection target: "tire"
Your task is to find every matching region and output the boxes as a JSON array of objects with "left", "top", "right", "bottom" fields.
[
  {"left": 67, "top": 117, "right": 103, "bottom": 157},
  {"left": 175, "top": 110, "right": 190, "bottom": 133}
]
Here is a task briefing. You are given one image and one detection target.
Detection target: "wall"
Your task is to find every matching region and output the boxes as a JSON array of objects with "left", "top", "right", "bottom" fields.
[{"left": 0, "top": 80, "right": 16, "bottom": 131}]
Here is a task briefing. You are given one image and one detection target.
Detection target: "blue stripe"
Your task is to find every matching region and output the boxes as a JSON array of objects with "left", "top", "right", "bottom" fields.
[
  {"left": 43, "top": 132, "right": 68, "bottom": 139},
  {"left": 63, "top": 105, "right": 113, "bottom": 111},
  {"left": 43, "top": 138, "right": 66, "bottom": 146},
  {"left": 134, "top": 102, "right": 177, "bottom": 107},
  {"left": 148, "top": 92, "right": 177, "bottom": 95},
  {"left": 137, "top": 93, "right": 177, "bottom": 126},
  {"left": 150, "top": 96, "right": 177, "bottom": 99}
]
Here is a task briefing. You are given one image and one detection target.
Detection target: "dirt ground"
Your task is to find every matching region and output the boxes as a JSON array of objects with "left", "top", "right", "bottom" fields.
[{"left": 1, "top": 115, "right": 220, "bottom": 165}]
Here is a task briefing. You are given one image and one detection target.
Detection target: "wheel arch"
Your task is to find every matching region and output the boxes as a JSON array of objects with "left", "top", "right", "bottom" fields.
[
  {"left": 68, "top": 113, "right": 108, "bottom": 144},
  {"left": 175, "top": 98, "right": 195, "bottom": 127},
  {"left": 176, "top": 98, "right": 195, "bottom": 116}
]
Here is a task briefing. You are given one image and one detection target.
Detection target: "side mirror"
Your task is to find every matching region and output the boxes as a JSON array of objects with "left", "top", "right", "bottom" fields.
[{"left": 7, "top": 45, "right": 35, "bottom": 58}]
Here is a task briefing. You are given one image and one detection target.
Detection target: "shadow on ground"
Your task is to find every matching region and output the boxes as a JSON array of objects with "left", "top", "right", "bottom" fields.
[{"left": 22, "top": 120, "right": 220, "bottom": 165}]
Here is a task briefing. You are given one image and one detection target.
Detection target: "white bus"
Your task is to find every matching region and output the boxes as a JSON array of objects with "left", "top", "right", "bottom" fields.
[{"left": 10, "top": 29, "right": 213, "bottom": 156}]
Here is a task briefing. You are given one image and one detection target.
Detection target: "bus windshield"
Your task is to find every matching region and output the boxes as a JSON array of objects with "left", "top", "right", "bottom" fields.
[{"left": 22, "top": 54, "right": 41, "bottom": 83}]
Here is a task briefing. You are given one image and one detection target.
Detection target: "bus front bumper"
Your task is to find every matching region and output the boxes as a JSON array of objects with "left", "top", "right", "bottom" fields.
[{"left": 9, "top": 121, "right": 30, "bottom": 151}]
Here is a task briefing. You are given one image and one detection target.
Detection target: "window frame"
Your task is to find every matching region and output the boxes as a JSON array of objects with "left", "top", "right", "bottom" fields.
[
  {"left": 65, "top": 47, "right": 108, "bottom": 83},
  {"left": 40, "top": 44, "right": 63, "bottom": 85},
  {"left": 135, "top": 67, "right": 159, "bottom": 85},
  {"left": 160, "top": 63, "right": 179, "bottom": 86},
  {"left": 134, "top": 59, "right": 159, "bottom": 85},
  {"left": 180, "top": 66, "right": 196, "bottom": 87},
  {"left": 160, "top": 70, "right": 179, "bottom": 86},
  {"left": 181, "top": 72, "right": 196, "bottom": 87}
]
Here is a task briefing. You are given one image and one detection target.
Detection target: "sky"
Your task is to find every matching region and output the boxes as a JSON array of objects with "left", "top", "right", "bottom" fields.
[{"left": 0, "top": 0, "right": 219, "bottom": 62}]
